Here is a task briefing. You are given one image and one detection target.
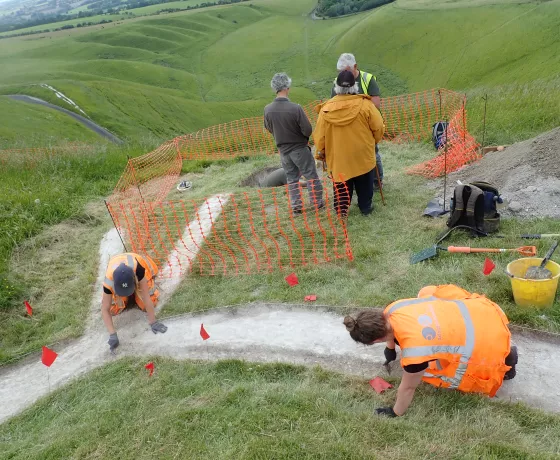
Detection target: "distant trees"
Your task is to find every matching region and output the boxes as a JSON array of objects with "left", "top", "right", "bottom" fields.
[{"left": 316, "top": 0, "right": 395, "bottom": 18}]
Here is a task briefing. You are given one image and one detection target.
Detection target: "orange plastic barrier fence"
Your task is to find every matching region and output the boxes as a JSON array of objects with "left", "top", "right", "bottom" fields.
[
  {"left": 105, "top": 88, "right": 479, "bottom": 277},
  {"left": 107, "top": 179, "right": 352, "bottom": 277}
]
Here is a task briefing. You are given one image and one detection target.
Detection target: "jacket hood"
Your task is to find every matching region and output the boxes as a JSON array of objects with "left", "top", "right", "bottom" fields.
[{"left": 320, "top": 95, "right": 369, "bottom": 126}]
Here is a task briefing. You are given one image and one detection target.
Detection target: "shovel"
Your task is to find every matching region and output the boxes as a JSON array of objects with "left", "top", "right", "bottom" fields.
[
  {"left": 525, "top": 241, "right": 559, "bottom": 280},
  {"left": 411, "top": 245, "right": 537, "bottom": 264}
]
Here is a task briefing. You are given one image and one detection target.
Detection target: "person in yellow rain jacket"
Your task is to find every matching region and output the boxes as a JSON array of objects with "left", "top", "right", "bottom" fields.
[
  {"left": 102, "top": 252, "right": 167, "bottom": 351},
  {"left": 343, "top": 284, "right": 518, "bottom": 417},
  {"left": 313, "top": 70, "right": 384, "bottom": 217}
]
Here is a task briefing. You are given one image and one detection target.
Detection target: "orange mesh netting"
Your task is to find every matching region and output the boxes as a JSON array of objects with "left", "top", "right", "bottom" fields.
[
  {"left": 107, "top": 179, "right": 352, "bottom": 277},
  {"left": 105, "top": 88, "right": 478, "bottom": 277}
]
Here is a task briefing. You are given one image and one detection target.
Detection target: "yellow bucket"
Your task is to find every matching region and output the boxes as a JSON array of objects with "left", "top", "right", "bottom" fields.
[{"left": 506, "top": 258, "right": 560, "bottom": 309}]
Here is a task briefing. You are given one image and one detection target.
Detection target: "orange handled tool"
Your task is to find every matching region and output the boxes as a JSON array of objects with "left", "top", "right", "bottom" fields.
[{"left": 446, "top": 246, "right": 537, "bottom": 256}]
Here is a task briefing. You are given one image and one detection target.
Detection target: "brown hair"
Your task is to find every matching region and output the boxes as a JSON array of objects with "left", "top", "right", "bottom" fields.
[{"left": 343, "top": 309, "right": 387, "bottom": 344}]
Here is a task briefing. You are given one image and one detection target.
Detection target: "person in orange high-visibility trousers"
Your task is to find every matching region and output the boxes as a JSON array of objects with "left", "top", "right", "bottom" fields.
[
  {"left": 343, "top": 284, "right": 518, "bottom": 417},
  {"left": 101, "top": 252, "right": 167, "bottom": 351}
]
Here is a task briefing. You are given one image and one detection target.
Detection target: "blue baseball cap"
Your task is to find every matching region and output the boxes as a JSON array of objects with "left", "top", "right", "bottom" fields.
[{"left": 113, "top": 263, "right": 135, "bottom": 297}]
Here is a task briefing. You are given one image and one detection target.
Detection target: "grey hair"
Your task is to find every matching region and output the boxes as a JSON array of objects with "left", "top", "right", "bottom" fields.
[
  {"left": 334, "top": 82, "right": 359, "bottom": 95},
  {"left": 337, "top": 53, "right": 357, "bottom": 71},
  {"left": 271, "top": 73, "right": 292, "bottom": 93}
]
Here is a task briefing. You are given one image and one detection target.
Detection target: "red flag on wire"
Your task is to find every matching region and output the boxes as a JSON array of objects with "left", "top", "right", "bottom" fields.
[
  {"left": 200, "top": 323, "right": 210, "bottom": 341},
  {"left": 24, "top": 301, "right": 33, "bottom": 316},
  {"left": 41, "top": 346, "right": 58, "bottom": 367},
  {"left": 369, "top": 377, "right": 393, "bottom": 394},
  {"left": 483, "top": 258, "right": 496, "bottom": 276},
  {"left": 285, "top": 273, "right": 299, "bottom": 287},
  {"left": 304, "top": 295, "right": 317, "bottom": 302},
  {"left": 145, "top": 362, "right": 154, "bottom": 377}
]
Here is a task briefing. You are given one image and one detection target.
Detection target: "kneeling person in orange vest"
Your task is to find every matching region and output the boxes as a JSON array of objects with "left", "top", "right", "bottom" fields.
[
  {"left": 344, "top": 284, "right": 518, "bottom": 417},
  {"left": 102, "top": 253, "right": 168, "bottom": 351}
]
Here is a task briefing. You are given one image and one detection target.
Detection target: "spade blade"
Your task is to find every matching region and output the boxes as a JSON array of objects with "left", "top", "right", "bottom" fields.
[{"left": 410, "top": 245, "right": 439, "bottom": 264}]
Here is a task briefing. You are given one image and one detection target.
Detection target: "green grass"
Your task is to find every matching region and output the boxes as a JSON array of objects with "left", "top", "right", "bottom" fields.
[
  {"left": 0, "top": 96, "right": 101, "bottom": 147},
  {"left": 162, "top": 143, "right": 560, "bottom": 330},
  {"left": 0, "top": 143, "right": 153, "bottom": 362},
  {"left": 2, "top": 358, "right": 560, "bottom": 459},
  {"left": 1, "top": 0, "right": 558, "bottom": 143}
]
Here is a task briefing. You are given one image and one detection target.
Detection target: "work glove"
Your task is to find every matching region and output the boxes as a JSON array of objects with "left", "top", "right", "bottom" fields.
[
  {"left": 375, "top": 407, "right": 397, "bottom": 418},
  {"left": 384, "top": 346, "right": 397, "bottom": 363},
  {"left": 150, "top": 321, "right": 168, "bottom": 334},
  {"left": 108, "top": 333, "right": 119, "bottom": 351}
]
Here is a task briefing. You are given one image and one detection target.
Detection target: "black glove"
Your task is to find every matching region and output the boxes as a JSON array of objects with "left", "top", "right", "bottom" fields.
[
  {"left": 108, "top": 333, "right": 119, "bottom": 351},
  {"left": 384, "top": 346, "right": 397, "bottom": 363},
  {"left": 375, "top": 407, "right": 397, "bottom": 417},
  {"left": 150, "top": 321, "right": 168, "bottom": 334}
]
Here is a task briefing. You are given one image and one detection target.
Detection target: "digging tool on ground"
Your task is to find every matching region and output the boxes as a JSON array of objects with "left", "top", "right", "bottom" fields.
[
  {"left": 525, "top": 241, "right": 559, "bottom": 280},
  {"left": 521, "top": 234, "right": 560, "bottom": 239},
  {"left": 411, "top": 245, "right": 537, "bottom": 264}
]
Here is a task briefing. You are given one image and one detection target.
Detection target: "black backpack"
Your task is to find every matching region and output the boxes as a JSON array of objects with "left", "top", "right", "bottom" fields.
[
  {"left": 447, "top": 181, "right": 501, "bottom": 234},
  {"left": 432, "top": 121, "right": 449, "bottom": 149}
]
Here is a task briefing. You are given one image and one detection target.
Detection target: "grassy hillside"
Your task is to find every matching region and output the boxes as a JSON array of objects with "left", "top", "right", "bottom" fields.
[
  {"left": 0, "top": 97, "right": 101, "bottom": 146},
  {"left": 2, "top": 359, "right": 560, "bottom": 459},
  {"left": 0, "top": 0, "right": 558, "bottom": 143}
]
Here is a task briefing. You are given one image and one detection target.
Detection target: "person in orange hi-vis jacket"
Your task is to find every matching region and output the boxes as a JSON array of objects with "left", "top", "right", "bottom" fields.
[
  {"left": 343, "top": 284, "right": 518, "bottom": 417},
  {"left": 102, "top": 252, "right": 168, "bottom": 351}
]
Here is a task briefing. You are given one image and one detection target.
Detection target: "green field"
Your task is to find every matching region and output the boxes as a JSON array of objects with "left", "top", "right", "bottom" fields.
[
  {"left": 0, "top": 0, "right": 558, "bottom": 143},
  {"left": 1, "top": 0, "right": 560, "bottom": 447},
  {"left": 2, "top": 358, "right": 560, "bottom": 459},
  {"left": 0, "top": 97, "right": 101, "bottom": 146}
]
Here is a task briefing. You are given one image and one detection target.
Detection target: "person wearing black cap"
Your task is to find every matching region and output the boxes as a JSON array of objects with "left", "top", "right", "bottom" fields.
[
  {"left": 331, "top": 53, "right": 384, "bottom": 189},
  {"left": 101, "top": 252, "right": 167, "bottom": 351},
  {"left": 314, "top": 70, "right": 384, "bottom": 216}
]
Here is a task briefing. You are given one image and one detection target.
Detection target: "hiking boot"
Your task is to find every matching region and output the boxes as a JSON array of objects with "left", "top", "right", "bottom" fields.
[{"left": 504, "top": 345, "right": 518, "bottom": 380}]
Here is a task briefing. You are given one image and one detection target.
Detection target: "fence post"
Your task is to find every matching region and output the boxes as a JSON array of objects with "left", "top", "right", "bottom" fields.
[{"left": 104, "top": 200, "right": 128, "bottom": 252}]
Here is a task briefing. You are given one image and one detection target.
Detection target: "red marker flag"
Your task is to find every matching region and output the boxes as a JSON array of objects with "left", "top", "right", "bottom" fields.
[
  {"left": 304, "top": 295, "right": 317, "bottom": 302},
  {"left": 200, "top": 323, "right": 210, "bottom": 341},
  {"left": 285, "top": 273, "right": 299, "bottom": 287},
  {"left": 483, "top": 257, "right": 496, "bottom": 276},
  {"left": 25, "top": 301, "right": 33, "bottom": 316},
  {"left": 369, "top": 377, "right": 393, "bottom": 394},
  {"left": 145, "top": 362, "right": 154, "bottom": 377},
  {"left": 41, "top": 346, "right": 58, "bottom": 367}
]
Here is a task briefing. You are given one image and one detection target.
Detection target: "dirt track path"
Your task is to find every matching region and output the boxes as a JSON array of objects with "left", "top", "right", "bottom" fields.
[
  {"left": 1, "top": 223, "right": 560, "bottom": 424},
  {"left": 6, "top": 95, "right": 123, "bottom": 144}
]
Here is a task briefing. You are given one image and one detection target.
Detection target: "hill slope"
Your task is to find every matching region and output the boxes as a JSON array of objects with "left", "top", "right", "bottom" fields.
[{"left": 0, "top": 0, "right": 558, "bottom": 143}]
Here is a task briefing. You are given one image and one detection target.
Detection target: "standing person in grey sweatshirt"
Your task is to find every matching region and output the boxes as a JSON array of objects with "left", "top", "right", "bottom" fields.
[{"left": 264, "top": 73, "right": 324, "bottom": 213}]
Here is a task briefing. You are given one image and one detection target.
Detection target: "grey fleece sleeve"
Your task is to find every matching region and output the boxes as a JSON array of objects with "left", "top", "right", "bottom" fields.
[
  {"left": 263, "top": 111, "right": 273, "bottom": 134},
  {"left": 298, "top": 106, "right": 313, "bottom": 138}
]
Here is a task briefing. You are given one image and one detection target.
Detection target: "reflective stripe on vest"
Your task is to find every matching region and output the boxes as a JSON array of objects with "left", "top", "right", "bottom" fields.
[
  {"left": 359, "top": 71, "right": 376, "bottom": 95},
  {"left": 104, "top": 277, "right": 114, "bottom": 289},
  {"left": 386, "top": 296, "right": 437, "bottom": 316},
  {"left": 387, "top": 299, "right": 476, "bottom": 389}
]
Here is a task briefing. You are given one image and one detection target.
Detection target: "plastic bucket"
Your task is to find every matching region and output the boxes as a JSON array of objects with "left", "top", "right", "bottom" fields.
[{"left": 506, "top": 258, "right": 560, "bottom": 309}]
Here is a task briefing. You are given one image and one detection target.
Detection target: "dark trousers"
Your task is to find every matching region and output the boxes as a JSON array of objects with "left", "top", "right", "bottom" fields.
[{"left": 333, "top": 168, "right": 375, "bottom": 217}]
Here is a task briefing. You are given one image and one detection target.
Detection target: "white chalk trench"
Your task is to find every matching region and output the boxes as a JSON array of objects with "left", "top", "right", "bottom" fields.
[{"left": 1, "top": 195, "right": 559, "bottom": 423}]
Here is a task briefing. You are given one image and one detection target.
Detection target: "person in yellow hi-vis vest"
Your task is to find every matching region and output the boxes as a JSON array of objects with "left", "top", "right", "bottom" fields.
[
  {"left": 101, "top": 252, "right": 167, "bottom": 351},
  {"left": 343, "top": 285, "right": 518, "bottom": 417}
]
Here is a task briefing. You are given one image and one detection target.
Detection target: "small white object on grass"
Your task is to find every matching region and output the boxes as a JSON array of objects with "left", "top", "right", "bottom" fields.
[{"left": 34, "top": 199, "right": 41, "bottom": 205}]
